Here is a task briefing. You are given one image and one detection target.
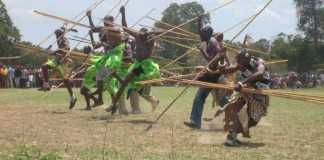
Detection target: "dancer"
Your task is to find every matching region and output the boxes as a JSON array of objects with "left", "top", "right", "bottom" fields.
[
  {"left": 40, "top": 27, "right": 77, "bottom": 109},
  {"left": 107, "top": 6, "right": 161, "bottom": 114},
  {"left": 221, "top": 48, "right": 271, "bottom": 146},
  {"left": 184, "top": 15, "right": 228, "bottom": 129}
]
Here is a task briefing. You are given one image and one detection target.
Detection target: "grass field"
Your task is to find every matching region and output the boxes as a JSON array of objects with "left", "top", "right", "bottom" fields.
[{"left": 0, "top": 87, "right": 324, "bottom": 160}]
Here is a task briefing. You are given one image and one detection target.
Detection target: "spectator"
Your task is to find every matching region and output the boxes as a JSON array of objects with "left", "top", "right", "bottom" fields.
[
  {"left": 21, "top": 67, "right": 29, "bottom": 88},
  {"left": 0, "top": 64, "right": 9, "bottom": 88},
  {"left": 8, "top": 65, "right": 15, "bottom": 88},
  {"left": 28, "top": 69, "right": 35, "bottom": 88},
  {"left": 14, "top": 66, "right": 22, "bottom": 88},
  {"left": 35, "top": 68, "right": 42, "bottom": 88}
]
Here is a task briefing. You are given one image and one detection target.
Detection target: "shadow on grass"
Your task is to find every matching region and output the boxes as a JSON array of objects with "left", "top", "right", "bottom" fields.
[
  {"left": 224, "top": 142, "right": 266, "bottom": 148},
  {"left": 90, "top": 115, "right": 154, "bottom": 125},
  {"left": 51, "top": 111, "right": 68, "bottom": 114}
]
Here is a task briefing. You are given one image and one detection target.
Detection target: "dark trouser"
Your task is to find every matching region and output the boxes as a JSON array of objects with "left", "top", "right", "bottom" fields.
[{"left": 190, "top": 87, "right": 213, "bottom": 127}]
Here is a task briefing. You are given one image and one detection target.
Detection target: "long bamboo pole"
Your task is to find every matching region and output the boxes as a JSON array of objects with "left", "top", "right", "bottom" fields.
[
  {"left": 147, "top": 0, "right": 237, "bottom": 42},
  {"left": 146, "top": 16, "right": 199, "bottom": 38},
  {"left": 147, "top": 11, "right": 273, "bottom": 55},
  {"left": 0, "top": 56, "right": 21, "bottom": 60},
  {"left": 162, "top": 35, "right": 200, "bottom": 42},
  {"left": 115, "top": 0, "right": 131, "bottom": 19},
  {"left": 131, "top": 8, "right": 156, "bottom": 28},
  {"left": 139, "top": 24, "right": 197, "bottom": 38},
  {"left": 145, "top": 49, "right": 226, "bottom": 131},
  {"left": 36, "top": 0, "right": 105, "bottom": 47},
  {"left": 162, "top": 48, "right": 196, "bottom": 68},
  {"left": 160, "top": 78, "right": 324, "bottom": 104},
  {"left": 230, "top": 0, "right": 273, "bottom": 42}
]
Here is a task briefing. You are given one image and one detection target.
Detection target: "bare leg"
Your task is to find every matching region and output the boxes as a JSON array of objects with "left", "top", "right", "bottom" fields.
[
  {"left": 129, "top": 89, "right": 142, "bottom": 114},
  {"left": 81, "top": 87, "right": 92, "bottom": 110},
  {"left": 211, "top": 89, "right": 217, "bottom": 108},
  {"left": 63, "top": 79, "right": 77, "bottom": 109},
  {"left": 225, "top": 99, "right": 245, "bottom": 147},
  {"left": 91, "top": 80, "right": 104, "bottom": 105},
  {"left": 118, "top": 93, "right": 128, "bottom": 115},
  {"left": 140, "top": 94, "right": 159, "bottom": 112},
  {"left": 108, "top": 68, "right": 141, "bottom": 115}
]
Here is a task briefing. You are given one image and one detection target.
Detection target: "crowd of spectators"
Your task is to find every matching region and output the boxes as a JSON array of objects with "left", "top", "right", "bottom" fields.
[
  {"left": 270, "top": 72, "right": 324, "bottom": 89},
  {"left": 0, "top": 64, "right": 43, "bottom": 88},
  {"left": 1, "top": 63, "right": 324, "bottom": 89}
]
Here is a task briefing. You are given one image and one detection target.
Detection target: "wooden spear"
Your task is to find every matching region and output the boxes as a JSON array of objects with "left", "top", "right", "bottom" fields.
[
  {"left": 230, "top": 0, "right": 273, "bottom": 42},
  {"left": 36, "top": 0, "right": 106, "bottom": 47},
  {"left": 147, "top": 0, "right": 237, "bottom": 42}
]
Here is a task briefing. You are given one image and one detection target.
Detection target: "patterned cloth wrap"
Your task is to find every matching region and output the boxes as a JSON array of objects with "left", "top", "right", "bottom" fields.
[
  {"left": 82, "top": 43, "right": 125, "bottom": 95},
  {"left": 127, "top": 58, "right": 160, "bottom": 89},
  {"left": 224, "top": 82, "right": 270, "bottom": 135},
  {"left": 45, "top": 58, "right": 65, "bottom": 78},
  {"left": 244, "top": 82, "right": 270, "bottom": 122}
]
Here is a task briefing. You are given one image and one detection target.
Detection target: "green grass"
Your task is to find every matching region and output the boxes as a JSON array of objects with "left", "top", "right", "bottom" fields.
[{"left": 0, "top": 87, "right": 324, "bottom": 160}]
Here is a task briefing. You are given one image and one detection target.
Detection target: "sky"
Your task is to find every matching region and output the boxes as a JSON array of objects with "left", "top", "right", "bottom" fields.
[{"left": 3, "top": 0, "right": 298, "bottom": 48}]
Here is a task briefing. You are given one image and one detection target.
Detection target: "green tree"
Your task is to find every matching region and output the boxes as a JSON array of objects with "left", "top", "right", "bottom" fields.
[
  {"left": 0, "top": 0, "right": 21, "bottom": 57},
  {"left": 251, "top": 38, "right": 271, "bottom": 60},
  {"left": 294, "top": 0, "right": 323, "bottom": 47},
  {"left": 271, "top": 33, "right": 321, "bottom": 72},
  {"left": 18, "top": 41, "right": 49, "bottom": 67},
  {"left": 155, "top": 2, "right": 210, "bottom": 66}
]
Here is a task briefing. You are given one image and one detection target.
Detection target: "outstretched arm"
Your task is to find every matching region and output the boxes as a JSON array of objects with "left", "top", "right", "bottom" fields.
[
  {"left": 86, "top": 10, "right": 95, "bottom": 28},
  {"left": 122, "top": 27, "right": 140, "bottom": 38},
  {"left": 118, "top": 5, "right": 142, "bottom": 38},
  {"left": 86, "top": 10, "right": 101, "bottom": 49},
  {"left": 86, "top": 11, "right": 96, "bottom": 47},
  {"left": 241, "top": 63, "right": 266, "bottom": 84},
  {"left": 220, "top": 64, "right": 239, "bottom": 74},
  {"left": 120, "top": 6, "right": 128, "bottom": 27}
]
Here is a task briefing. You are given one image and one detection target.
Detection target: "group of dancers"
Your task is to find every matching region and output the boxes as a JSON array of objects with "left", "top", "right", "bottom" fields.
[{"left": 38, "top": 6, "right": 271, "bottom": 147}]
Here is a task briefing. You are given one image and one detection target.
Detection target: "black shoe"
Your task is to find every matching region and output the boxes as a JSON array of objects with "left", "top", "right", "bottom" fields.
[
  {"left": 184, "top": 121, "right": 200, "bottom": 129},
  {"left": 69, "top": 97, "right": 77, "bottom": 110},
  {"left": 224, "top": 133, "right": 240, "bottom": 147},
  {"left": 111, "top": 105, "right": 118, "bottom": 115},
  {"left": 224, "top": 139, "right": 239, "bottom": 147}
]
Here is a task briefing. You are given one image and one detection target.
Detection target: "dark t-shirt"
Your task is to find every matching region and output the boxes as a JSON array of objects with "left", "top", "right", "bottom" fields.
[{"left": 14, "top": 69, "right": 22, "bottom": 78}]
